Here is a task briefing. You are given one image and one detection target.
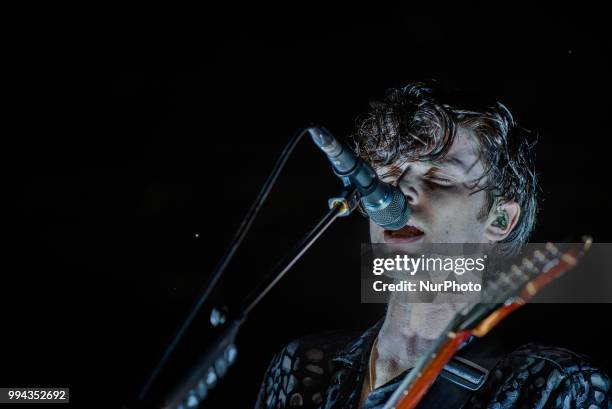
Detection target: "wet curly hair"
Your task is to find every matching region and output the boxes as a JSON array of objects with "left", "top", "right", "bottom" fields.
[{"left": 351, "top": 81, "right": 539, "bottom": 254}]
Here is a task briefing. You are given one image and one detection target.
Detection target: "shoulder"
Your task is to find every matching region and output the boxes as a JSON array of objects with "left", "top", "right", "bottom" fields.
[
  {"left": 471, "top": 343, "right": 611, "bottom": 409},
  {"left": 255, "top": 329, "right": 358, "bottom": 409}
]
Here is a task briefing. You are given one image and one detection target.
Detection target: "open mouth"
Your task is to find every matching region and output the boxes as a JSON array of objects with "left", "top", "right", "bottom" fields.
[{"left": 383, "top": 225, "right": 425, "bottom": 243}]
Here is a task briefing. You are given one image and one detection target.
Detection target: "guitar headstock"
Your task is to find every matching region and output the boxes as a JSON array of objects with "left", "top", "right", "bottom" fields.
[
  {"left": 384, "top": 236, "right": 594, "bottom": 409},
  {"left": 483, "top": 236, "right": 593, "bottom": 304}
]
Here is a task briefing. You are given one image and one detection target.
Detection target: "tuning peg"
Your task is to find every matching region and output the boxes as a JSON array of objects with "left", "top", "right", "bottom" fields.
[
  {"left": 545, "top": 242, "right": 560, "bottom": 257},
  {"left": 498, "top": 273, "right": 513, "bottom": 289},
  {"left": 509, "top": 265, "right": 525, "bottom": 281},
  {"left": 533, "top": 250, "right": 548, "bottom": 265},
  {"left": 521, "top": 258, "right": 537, "bottom": 274}
]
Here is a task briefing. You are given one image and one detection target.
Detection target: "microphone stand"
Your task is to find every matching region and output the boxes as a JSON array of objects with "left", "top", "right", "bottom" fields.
[
  {"left": 139, "top": 129, "right": 309, "bottom": 404},
  {"left": 159, "top": 186, "right": 359, "bottom": 409}
]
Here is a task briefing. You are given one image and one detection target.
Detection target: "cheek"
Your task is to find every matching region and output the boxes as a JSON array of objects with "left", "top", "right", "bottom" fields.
[
  {"left": 434, "top": 195, "right": 487, "bottom": 240},
  {"left": 456, "top": 199, "right": 488, "bottom": 239}
]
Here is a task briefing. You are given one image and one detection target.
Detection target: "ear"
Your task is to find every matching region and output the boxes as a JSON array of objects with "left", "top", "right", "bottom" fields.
[{"left": 483, "top": 200, "right": 521, "bottom": 243}]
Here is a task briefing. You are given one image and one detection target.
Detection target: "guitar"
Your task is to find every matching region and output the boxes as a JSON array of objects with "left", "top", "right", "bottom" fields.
[{"left": 382, "top": 237, "right": 593, "bottom": 409}]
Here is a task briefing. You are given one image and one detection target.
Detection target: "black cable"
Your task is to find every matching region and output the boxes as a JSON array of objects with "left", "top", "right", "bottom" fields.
[{"left": 139, "top": 127, "right": 310, "bottom": 400}]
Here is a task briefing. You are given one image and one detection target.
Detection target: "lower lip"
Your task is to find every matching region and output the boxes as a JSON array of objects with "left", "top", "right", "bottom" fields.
[{"left": 383, "top": 230, "right": 425, "bottom": 243}]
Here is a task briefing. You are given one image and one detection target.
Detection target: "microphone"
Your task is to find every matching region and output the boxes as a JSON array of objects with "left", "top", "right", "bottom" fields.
[{"left": 308, "top": 126, "right": 411, "bottom": 230}]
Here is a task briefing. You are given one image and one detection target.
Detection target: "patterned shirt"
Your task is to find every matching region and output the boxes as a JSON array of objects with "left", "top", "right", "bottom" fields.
[{"left": 255, "top": 322, "right": 611, "bottom": 409}]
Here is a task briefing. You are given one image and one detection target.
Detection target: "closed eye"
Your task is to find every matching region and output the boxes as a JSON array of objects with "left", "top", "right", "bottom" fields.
[
  {"left": 424, "top": 166, "right": 456, "bottom": 186},
  {"left": 425, "top": 176, "right": 455, "bottom": 187},
  {"left": 429, "top": 176, "right": 454, "bottom": 184}
]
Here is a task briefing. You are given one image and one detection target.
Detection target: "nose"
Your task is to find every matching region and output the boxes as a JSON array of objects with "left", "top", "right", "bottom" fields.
[
  {"left": 393, "top": 166, "right": 420, "bottom": 206},
  {"left": 399, "top": 183, "right": 419, "bottom": 205}
]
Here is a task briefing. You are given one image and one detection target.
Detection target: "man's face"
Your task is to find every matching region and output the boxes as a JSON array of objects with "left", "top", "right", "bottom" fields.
[{"left": 369, "top": 127, "right": 491, "bottom": 247}]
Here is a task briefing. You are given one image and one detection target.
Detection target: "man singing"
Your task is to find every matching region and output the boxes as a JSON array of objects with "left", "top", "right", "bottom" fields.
[{"left": 255, "top": 82, "right": 611, "bottom": 408}]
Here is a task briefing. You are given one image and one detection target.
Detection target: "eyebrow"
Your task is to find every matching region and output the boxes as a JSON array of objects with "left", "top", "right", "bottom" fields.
[
  {"left": 433, "top": 156, "right": 469, "bottom": 172},
  {"left": 380, "top": 164, "right": 405, "bottom": 179}
]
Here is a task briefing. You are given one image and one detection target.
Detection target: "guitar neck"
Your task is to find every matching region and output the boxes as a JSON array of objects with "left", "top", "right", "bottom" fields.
[{"left": 382, "top": 239, "right": 591, "bottom": 409}]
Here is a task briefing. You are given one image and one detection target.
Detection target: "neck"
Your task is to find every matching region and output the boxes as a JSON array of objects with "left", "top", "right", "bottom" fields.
[{"left": 372, "top": 293, "right": 465, "bottom": 388}]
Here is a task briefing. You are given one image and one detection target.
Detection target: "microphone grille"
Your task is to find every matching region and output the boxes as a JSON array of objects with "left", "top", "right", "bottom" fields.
[{"left": 364, "top": 188, "right": 411, "bottom": 231}]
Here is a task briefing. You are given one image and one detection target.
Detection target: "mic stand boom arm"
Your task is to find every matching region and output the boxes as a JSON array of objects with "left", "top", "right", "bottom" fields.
[{"left": 161, "top": 187, "right": 359, "bottom": 409}]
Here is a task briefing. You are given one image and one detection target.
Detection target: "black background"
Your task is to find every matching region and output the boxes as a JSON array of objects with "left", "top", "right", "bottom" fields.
[{"left": 5, "top": 4, "right": 612, "bottom": 408}]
